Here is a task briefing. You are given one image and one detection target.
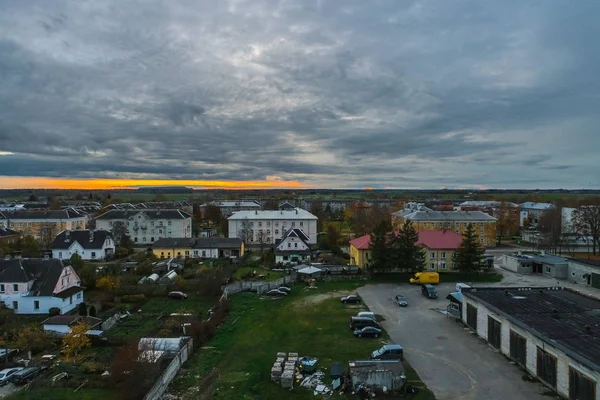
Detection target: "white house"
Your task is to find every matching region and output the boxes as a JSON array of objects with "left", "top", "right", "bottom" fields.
[
  {"left": 228, "top": 208, "right": 318, "bottom": 245},
  {"left": 519, "top": 202, "right": 554, "bottom": 226},
  {"left": 51, "top": 230, "right": 115, "bottom": 261},
  {"left": 95, "top": 209, "right": 192, "bottom": 245},
  {"left": 42, "top": 315, "right": 102, "bottom": 335},
  {"left": 0, "top": 258, "right": 84, "bottom": 315},
  {"left": 275, "top": 228, "right": 312, "bottom": 265}
]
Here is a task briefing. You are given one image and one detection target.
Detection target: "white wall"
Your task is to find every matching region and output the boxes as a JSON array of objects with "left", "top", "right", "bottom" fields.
[
  {"left": 277, "top": 236, "right": 309, "bottom": 251},
  {"left": 97, "top": 214, "right": 192, "bottom": 244},
  {"left": 228, "top": 219, "right": 317, "bottom": 244},
  {"left": 52, "top": 238, "right": 115, "bottom": 260},
  {"left": 0, "top": 291, "right": 83, "bottom": 314},
  {"left": 567, "top": 261, "right": 594, "bottom": 285},
  {"left": 462, "top": 298, "right": 600, "bottom": 399}
]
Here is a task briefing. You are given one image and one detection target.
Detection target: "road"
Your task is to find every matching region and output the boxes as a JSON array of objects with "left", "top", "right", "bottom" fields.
[{"left": 358, "top": 272, "right": 562, "bottom": 400}]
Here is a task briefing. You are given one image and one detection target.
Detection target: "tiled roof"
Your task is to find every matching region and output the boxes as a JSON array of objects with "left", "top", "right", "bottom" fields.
[
  {"left": 95, "top": 209, "right": 192, "bottom": 220},
  {"left": 350, "top": 230, "right": 463, "bottom": 251},
  {"left": 0, "top": 209, "right": 85, "bottom": 220},
  {"left": 51, "top": 230, "right": 113, "bottom": 250},
  {"left": 403, "top": 210, "right": 496, "bottom": 222},
  {"left": 0, "top": 259, "right": 65, "bottom": 296},
  {"left": 228, "top": 208, "right": 317, "bottom": 220}
]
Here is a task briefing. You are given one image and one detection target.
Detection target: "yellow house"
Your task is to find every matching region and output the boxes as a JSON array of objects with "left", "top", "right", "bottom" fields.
[
  {"left": 152, "top": 237, "right": 244, "bottom": 259},
  {"left": 349, "top": 230, "right": 463, "bottom": 271},
  {"left": 0, "top": 210, "right": 86, "bottom": 241},
  {"left": 391, "top": 210, "right": 497, "bottom": 247}
]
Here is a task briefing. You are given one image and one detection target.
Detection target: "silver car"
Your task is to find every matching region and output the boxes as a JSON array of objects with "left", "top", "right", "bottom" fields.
[{"left": 0, "top": 367, "right": 23, "bottom": 386}]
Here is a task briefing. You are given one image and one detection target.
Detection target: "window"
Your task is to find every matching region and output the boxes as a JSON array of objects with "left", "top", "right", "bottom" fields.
[
  {"left": 283, "top": 256, "right": 289, "bottom": 261},
  {"left": 510, "top": 330, "right": 527, "bottom": 367},
  {"left": 34, "top": 301, "right": 39, "bottom": 310},
  {"left": 59, "top": 252, "right": 62, "bottom": 258},
  {"left": 135, "top": 237, "right": 138, "bottom": 242},
  {"left": 292, "top": 222, "right": 295, "bottom": 227},
  {"left": 430, "top": 252, "right": 435, "bottom": 259},
  {"left": 537, "top": 348, "right": 557, "bottom": 388},
  {"left": 161, "top": 252, "right": 164, "bottom": 258},
  {"left": 545, "top": 266, "right": 551, "bottom": 273},
  {"left": 487, "top": 317, "right": 501, "bottom": 349},
  {"left": 294, "top": 243, "right": 298, "bottom": 248},
  {"left": 480, "top": 231, "right": 484, "bottom": 236},
  {"left": 13, "top": 284, "right": 18, "bottom": 291},
  {"left": 466, "top": 303, "right": 477, "bottom": 330},
  {"left": 109, "top": 221, "right": 113, "bottom": 226},
  {"left": 429, "top": 263, "right": 435, "bottom": 270},
  {"left": 438, "top": 223, "right": 442, "bottom": 228},
  {"left": 258, "top": 222, "right": 262, "bottom": 227},
  {"left": 185, "top": 250, "right": 190, "bottom": 257},
  {"left": 91, "top": 252, "right": 96, "bottom": 258},
  {"left": 0, "top": 284, "right": 4, "bottom": 293},
  {"left": 142, "top": 237, "right": 146, "bottom": 242},
  {"left": 569, "top": 367, "right": 596, "bottom": 400},
  {"left": 288, "top": 243, "right": 291, "bottom": 248},
  {"left": 12, "top": 301, "right": 18, "bottom": 310},
  {"left": 168, "top": 221, "right": 171, "bottom": 225},
  {"left": 77, "top": 293, "right": 81, "bottom": 300},
  {"left": 300, "top": 222, "right": 303, "bottom": 227},
  {"left": 159, "top": 229, "right": 163, "bottom": 234},
  {"left": 452, "top": 252, "right": 456, "bottom": 258},
  {"left": 251, "top": 222, "right": 254, "bottom": 227},
  {"left": 267, "top": 230, "right": 271, "bottom": 235},
  {"left": 70, "top": 296, "right": 73, "bottom": 305},
  {"left": 151, "top": 221, "right": 155, "bottom": 226},
  {"left": 441, "top": 262, "right": 446, "bottom": 270},
  {"left": 151, "top": 237, "right": 154, "bottom": 242},
  {"left": 480, "top": 223, "right": 484, "bottom": 228},
  {"left": 455, "top": 223, "right": 459, "bottom": 229},
  {"left": 177, "top": 252, "right": 182, "bottom": 257},
  {"left": 193, "top": 250, "right": 198, "bottom": 256},
  {"left": 267, "top": 221, "right": 270, "bottom": 226},
  {"left": 275, "top": 229, "right": 279, "bottom": 234},
  {"left": 202, "top": 250, "right": 206, "bottom": 257},
  {"left": 275, "top": 222, "right": 279, "bottom": 227},
  {"left": 441, "top": 252, "right": 446, "bottom": 259}
]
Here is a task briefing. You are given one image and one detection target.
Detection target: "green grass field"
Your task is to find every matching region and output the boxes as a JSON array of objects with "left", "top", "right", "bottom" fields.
[
  {"left": 170, "top": 281, "right": 436, "bottom": 399},
  {"left": 233, "top": 267, "right": 286, "bottom": 282},
  {"left": 7, "top": 388, "right": 113, "bottom": 400}
]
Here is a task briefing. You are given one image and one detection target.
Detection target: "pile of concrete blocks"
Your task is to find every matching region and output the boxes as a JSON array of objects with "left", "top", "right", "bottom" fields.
[
  {"left": 272, "top": 352, "right": 300, "bottom": 389},
  {"left": 281, "top": 370, "right": 294, "bottom": 388},
  {"left": 271, "top": 352, "right": 287, "bottom": 382}
]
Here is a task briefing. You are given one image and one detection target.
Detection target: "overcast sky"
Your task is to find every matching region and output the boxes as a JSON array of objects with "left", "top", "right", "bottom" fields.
[{"left": 1, "top": 0, "right": 599, "bottom": 189}]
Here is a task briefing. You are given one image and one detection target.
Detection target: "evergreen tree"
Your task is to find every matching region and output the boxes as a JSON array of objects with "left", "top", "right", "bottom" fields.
[
  {"left": 386, "top": 231, "right": 402, "bottom": 270},
  {"left": 453, "top": 223, "right": 484, "bottom": 273},
  {"left": 369, "top": 220, "right": 392, "bottom": 272},
  {"left": 397, "top": 220, "right": 425, "bottom": 273}
]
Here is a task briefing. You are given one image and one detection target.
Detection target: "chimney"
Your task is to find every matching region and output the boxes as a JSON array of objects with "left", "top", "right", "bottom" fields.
[
  {"left": 295, "top": 209, "right": 298, "bottom": 214},
  {"left": 65, "top": 230, "right": 70, "bottom": 242},
  {"left": 255, "top": 210, "right": 258, "bottom": 215}
]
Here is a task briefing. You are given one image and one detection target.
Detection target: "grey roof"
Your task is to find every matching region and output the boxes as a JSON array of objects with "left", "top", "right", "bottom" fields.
[
  {"left": 402, "top": 210, "right": 496, "bottom": 222},
  {"left": 0, "top": 228, "right": 19, "bottom": 238},
  {"left": 459, "top": 201, "right": 519, "bottom": 208},
  {"left": 0, "top": 209, "right": 85, "bottom": 220},
  {"left": 152, "top": 237, "right": 243, "bottom": 249},
  {"left": 463, "top": 287, "right": 600, "bottom": 372},
  {"left": 202, "top": 200, "right": 261, "bottom": 208},
  {"left": 520, "top": 202, "right": 554, "bottom": 210},
  {"left": 510, "top": 253, "right": 568, "bottom": 265},
  {"left": 228, "top": 208, "right": 317, "bottom": 220},
  {"left": 95, "top": 209, "right": 192, "bottom": 220},
  {"left": 282, "top": 228, "right": 310, "bottom": 243},
  {"left": 0, "top": 259, "right": 65, "bottom": 296},
  {"left": 51, "top": 230, "right": 113, "bottom": 250}
]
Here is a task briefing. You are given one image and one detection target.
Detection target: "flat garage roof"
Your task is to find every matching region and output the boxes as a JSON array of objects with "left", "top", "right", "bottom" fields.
[{"left": 463, "top": 287, "right": 600, "bottom": 372}]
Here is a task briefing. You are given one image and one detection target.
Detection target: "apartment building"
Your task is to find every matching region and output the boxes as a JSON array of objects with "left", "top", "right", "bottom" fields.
[
  {"left": 228, "top": 208, "right": 318, "bottom": 245},
  {"left": 0, "top": 209, "right": 86, "bottom": 240},
  {"left": 200, "top": 200, "right": 262, "bottom": 217},
  {"left": 391, "top": 209, "right": 497, "bottom": 247},
  {"left": 95, "top": 209, "right": 192, "bottom": 245}
]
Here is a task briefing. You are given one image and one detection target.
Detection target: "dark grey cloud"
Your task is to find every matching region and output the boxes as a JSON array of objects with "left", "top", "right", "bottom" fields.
[{"left": 0, "top": 0, "right": 599, "bottom": 188}]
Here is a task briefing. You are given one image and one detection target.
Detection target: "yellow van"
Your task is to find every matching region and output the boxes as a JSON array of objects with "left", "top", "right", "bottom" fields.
[{"left": 409, "top": 272, "right": 439, "bottom": 285}]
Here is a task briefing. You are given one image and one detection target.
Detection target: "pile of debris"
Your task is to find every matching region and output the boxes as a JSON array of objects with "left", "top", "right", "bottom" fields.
[{"left": 270, "top": 352, "right": 299, "bottom": 388}]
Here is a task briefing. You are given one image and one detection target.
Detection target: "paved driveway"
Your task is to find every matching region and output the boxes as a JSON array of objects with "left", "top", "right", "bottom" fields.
[{"left": 358, "top": 283, "right": 551, "bottom": 400}]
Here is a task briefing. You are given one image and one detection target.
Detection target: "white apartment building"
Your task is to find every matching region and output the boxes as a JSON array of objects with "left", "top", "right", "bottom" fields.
[
  {"left": 228, "top": 208, "right": 318, "bottom": 245},
  {"left": 95, "top": 209, "right": 192, "bottom": 245}
]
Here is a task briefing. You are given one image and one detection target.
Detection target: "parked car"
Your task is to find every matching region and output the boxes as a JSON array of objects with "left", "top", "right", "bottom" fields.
[
  {"left": 9, "top": 366, "right": 44, "bottom": 386},
  {"left": 455, "top": 283, "right": 471, "bottom": 292},
  {"left": 353, "top": 327, "right": 382, "bottom": 338},
  {"left": 168, "top": 291, "right": 188, "bottom": 300},
  {"left": 394, "top": 294, "right": 408, "bottom": 307},
  {"left": 421, "top": 284, "right": 438, "bottom": 299},
  {"left": 350, "top": 316, "right": 381, "bottom": 331},
  {"left": 356, "top": 311, "right": 376, "bottom": 320},
  {"left": 371, "top": 344, "right": 404, "bottom": 360},
  {"left": 265, "top": 289, "right": 287, "bottom": 297},
  {"left": 277, "top": 286, "right": 291, "bottom": 293},
  {"left": 341, "top": 295, "right": 361, "bottom": 304},
  {"left": 0, "top": 367, "right": 23, "bottom": 386}
]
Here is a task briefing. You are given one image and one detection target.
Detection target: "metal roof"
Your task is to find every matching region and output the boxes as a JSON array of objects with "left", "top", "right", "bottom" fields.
[
  {"left": 228, "top": 208, "right": 317, "bottom": 220},
  {"left": 402, "top": 210, "right": 497, "bottom": 222}
]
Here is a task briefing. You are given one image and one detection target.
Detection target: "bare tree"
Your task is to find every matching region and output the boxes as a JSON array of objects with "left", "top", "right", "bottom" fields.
[
  {"left": 572, "top": 203, "right": 600, "bottom": 255},
  {"left": 111, "top": 221, "right": 127, "bottom": 246},
  {"left": 495, "top": 202, "right": 519, "bottom": 245},
  {"left": 237, "top": 218, "right": 253, "bottom": 246},
  {"left": 39, "top": 223, "right": 57, "bottom": 248},
  {"left": 256, "top": 229, "right": 269, "bottom": 254},
  {"left": 539, "top": 206, "right": 564, "bottom": 254}
]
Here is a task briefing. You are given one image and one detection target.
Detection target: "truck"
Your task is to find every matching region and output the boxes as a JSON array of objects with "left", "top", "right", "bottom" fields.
[{"left": 409, "top": 272, "right": 439, "bottom": 285}]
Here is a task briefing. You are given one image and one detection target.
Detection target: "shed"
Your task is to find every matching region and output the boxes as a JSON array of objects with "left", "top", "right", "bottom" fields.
[
  {"left": 446, "top": 291, "right": 463, "bottom": 319},
  {"left": 138, "top": 337, "right": 184, "bottom": 355},
  {"left": 42, "top": 315, "right": 102, "bottom": 335},
  {"left": 349, "top": 360, "right": 406, "bottom": 392},
  {"left": 159, "top": 270, "right": 178, "bottom": 284},
  {"left": 146, "top": 273, "right": 159, "bottom": 283},
  {"left": 297, "top": 266, "right": 321, "bottom": 276}
]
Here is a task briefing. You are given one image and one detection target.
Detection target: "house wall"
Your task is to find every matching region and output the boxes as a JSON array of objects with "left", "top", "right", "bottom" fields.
[
  {"left": 542, "top": 263, "right": 568, "bottom": 279},
  {"left": 349, "top": 245, "right": 369, "bottom": 268},
  {"left": 96, "top": 213, "right": 192, "bottom": 245},
  {"left": 393, "top": 218, "right": 496, "bottom": 247},
  {"left": 277, "top": 236, "right": 309, "bottom": 252},
  {"left": 462, "top": 298, "right": 600, "bottom": 399},
  {"left": 1, "top": 218, "right": 86, "bottom": 239},
  {"left": 502, "top": 255, "right": 533, "bottom": 274},
  {"left": 567, "top": 261, "right": 595, "bottom": 285},
  {"left": 152, "top": 245, "right": 243, "bottom": 259},
  {"left": 0, "top": 291, "right": 83, "bottom": 314},
  {"left": 228, "top": 219, "right": 318, "bottom": 244},
  {"left": 424, "top": 248, "right": 457, "bottom": 272},
  {"left": 53, "top": 266, "right": 82, "bottom": 294}
]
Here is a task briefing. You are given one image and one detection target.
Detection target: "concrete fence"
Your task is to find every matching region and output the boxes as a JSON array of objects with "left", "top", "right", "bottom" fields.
[
  {"left": 223, "top": 275, "right": 297, "bottom": 296},
  {"left": 143, "top": 338, "right": 193, "bottom": 400}
]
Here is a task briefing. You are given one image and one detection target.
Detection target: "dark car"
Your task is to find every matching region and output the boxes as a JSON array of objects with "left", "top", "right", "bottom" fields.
[
  {"left": 341, "top": 295, "right": 361, "bottom": 304},
  {"left": 353, "top": 326, "right": 382, "bottom": 338},
  {"left": 394, "top": 294, "right": 408, "bottom": 307},
  {"left": 421, "top": 284, "right": 438, "bottom": 299},
  {"left": 277, "top": 286, "right": 291, "bottom": 293},
  {"left": 350, "top": 316, "right": 382, "bottom": 331},
  {"left": 265, "top": 289, "right": 287, "bottom": 297},
  {"left": 0, "top": 367, "right": 23, "bottom": 386},
  {"left": 168, "top": 291, "right": 188, "bottom": 300},
  {"left": 9, "top": 366, "right": 43, "bottom": 386}
]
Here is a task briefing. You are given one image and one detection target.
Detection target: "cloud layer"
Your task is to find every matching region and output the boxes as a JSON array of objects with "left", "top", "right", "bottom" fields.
[{"left": 0, "top": 0, "right": 599, "bottom": 189}]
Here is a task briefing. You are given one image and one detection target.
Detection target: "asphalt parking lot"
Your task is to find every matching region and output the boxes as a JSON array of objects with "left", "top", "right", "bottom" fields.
[{"left": 358, "top": 281, "right": 551, "bottom": 400}]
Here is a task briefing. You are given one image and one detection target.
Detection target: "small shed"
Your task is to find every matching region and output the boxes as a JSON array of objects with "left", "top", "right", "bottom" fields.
[
  {"left": 159, "top": 270, "right": 178, "bottom": 284},
  {"left": 349, "top": 360, "right": 406, "bottom": 393},
  {"left": 297, "top": 266, "right": 322, "bottom": 276},
  {"left": 446, "top": 291, "right": 463, "bottom": 319},
  {"left": 138, "top": 337, "right": 184, "bottom": 356},
  {"left": 42, "top": 315, "right": 103, "bottom": 335}
]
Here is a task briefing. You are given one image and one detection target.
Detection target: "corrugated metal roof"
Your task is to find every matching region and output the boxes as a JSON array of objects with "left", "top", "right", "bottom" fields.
[{"left": 228, "top": 208, "right": 317, "bottom": 220}]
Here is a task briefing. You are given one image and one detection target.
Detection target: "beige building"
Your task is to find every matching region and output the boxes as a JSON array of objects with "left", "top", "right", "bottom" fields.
[{"left": 0, "top": 209, "right": 86, "bottom": 241}]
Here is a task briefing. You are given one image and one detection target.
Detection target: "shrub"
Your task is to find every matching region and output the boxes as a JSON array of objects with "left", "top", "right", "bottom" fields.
[
  {"left": 96, "top": 276, "right": 119, "bottom": 291},
  {"left": 49, "top": 307, "right": 61, "bottom": 317},
  {"left": 81, "top": 361, "right": 105, "bottom": 374},
  {"left": 120, "top": 294, "right": 146, "bottom": 303}
]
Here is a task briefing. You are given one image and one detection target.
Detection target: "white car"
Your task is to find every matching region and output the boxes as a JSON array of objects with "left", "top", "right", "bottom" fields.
[{"left": 0, "top": 367, "right": 23, "bottom": 386}]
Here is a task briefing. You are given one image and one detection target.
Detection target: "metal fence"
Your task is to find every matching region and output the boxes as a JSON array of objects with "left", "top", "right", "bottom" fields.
[{"left": 143, "top": 339, "right": 194, "bottom": 400}]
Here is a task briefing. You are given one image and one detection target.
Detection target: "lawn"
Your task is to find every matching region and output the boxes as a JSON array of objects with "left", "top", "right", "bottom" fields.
[
  {"left": 7, "top": 388, "right": 113, "bottom": 400},
  {"left": 170, "top": 281, "right": 435, "bottom": 399},
  {"left": 233, "top": 267, "right": 286, "bottom": 281}
]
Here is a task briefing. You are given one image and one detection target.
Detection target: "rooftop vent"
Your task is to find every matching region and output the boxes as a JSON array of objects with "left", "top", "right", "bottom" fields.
[{"left": 584, "top": 325, "right": 592, "bottom": 333}]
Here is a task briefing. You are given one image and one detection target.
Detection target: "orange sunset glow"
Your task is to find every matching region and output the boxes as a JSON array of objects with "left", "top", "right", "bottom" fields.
[{"left": 0, "top": 176, "right": 315, "bottom": 190}]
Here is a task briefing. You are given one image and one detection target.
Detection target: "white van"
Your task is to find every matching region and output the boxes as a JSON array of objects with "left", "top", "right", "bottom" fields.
[
  {"left": 456, "top": 283, "right": 471, "bottom": 292},
  {"left": 356, "top": 311, "right": 376, "bottom": 320}
]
